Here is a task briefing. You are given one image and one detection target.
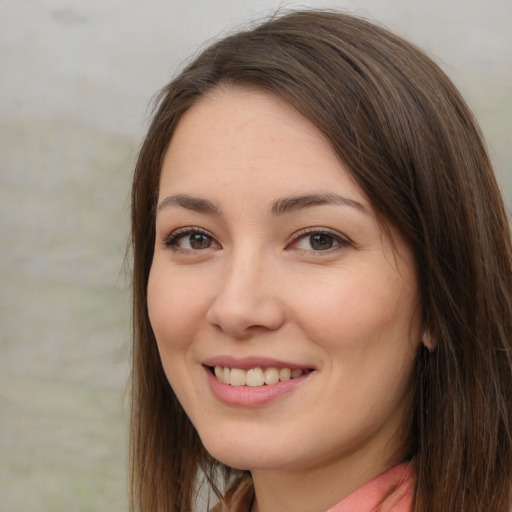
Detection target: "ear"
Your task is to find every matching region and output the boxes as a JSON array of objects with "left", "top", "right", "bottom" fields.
[{"left": 422, "top": 330, "right": 435, "bottom": 351}]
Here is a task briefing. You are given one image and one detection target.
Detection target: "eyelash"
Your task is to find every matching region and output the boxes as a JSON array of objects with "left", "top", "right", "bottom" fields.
[
  {"left": 162, "top": 226, "right": 351, "bottom": 253},
  {"left": 162, "top": 226, "right": 218, "bottom": 250},
  {"left": 287, "top": 227, "right": 351, "bottom": 253}
]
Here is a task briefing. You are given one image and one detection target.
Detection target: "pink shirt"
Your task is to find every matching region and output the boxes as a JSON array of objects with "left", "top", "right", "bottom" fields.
[{"left": 327, "top": 462, "right": 414, "bottom": 512}]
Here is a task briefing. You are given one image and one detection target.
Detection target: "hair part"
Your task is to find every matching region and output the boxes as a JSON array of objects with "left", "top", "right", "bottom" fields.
[{"left": 130, "top": 9, "right": 512, "bottom": 512}]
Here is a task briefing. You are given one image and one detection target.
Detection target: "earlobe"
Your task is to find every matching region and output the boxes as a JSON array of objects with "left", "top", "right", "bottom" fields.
[{"left": 422, "top": 330, "right": 435, "bottom": 351}]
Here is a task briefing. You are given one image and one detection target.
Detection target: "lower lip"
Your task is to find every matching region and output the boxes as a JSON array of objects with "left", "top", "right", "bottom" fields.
[{"left": 204, "top": 366, "right": 313, "bottom": 407}]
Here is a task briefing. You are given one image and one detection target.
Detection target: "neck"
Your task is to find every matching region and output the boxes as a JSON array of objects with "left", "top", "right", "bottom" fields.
[{"left": 249, "top": 444, "right": 403, "bottom": 512}]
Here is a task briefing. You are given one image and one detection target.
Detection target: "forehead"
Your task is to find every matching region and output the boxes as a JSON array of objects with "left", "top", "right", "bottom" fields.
[{"left": 160, "top": 86, "right": 366, "bottom": 204}]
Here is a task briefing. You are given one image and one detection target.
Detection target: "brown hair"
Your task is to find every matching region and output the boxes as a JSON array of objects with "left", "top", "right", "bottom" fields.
[{"left": 130, "top": 10, "right": 512, "bottom": 512}]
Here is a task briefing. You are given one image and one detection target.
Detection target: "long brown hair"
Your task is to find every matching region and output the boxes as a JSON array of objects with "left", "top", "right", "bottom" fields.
[{"left": 130, "top": 10, "right": 512, "bottom": 512}]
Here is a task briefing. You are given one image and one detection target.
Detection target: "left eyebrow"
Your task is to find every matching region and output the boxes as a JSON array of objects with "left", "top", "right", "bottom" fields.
[{"left": 270, "top": 193, "right": 368, "bottom": 216}]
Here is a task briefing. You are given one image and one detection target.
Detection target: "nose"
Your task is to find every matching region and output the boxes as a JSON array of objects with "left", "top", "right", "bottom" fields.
[{"left": 206, "top": 251, "right": 285, "bottom": 338}]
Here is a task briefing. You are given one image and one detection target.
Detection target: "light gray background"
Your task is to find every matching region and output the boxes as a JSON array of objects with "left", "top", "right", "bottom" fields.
[{"left": 1, "top": 1, "right": 510, "bottom": 511}]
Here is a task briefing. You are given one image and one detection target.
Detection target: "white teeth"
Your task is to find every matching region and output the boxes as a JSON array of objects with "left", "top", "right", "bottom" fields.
[
  {"left": 230, "top": 368, "right": 246, "bottom": 386},
  {"left": 246, "top": 368, "right": 265, "bottom": 387},
  {"left": 213, "top": 365, "right": 308, "bottom": 387},
  {"left": 279, "top": 368, "right": 291, "bottom": 381},
  {"left": 264, "top": 367, "right": 280, "bottom": 385}
]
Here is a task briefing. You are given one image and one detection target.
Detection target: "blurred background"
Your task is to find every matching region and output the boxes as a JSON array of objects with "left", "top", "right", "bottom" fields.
[{"left": 0, "top": 0, "right": 510, "bottom": 511}]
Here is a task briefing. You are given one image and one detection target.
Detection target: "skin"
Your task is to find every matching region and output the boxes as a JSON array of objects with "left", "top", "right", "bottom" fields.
[{"left": 147, "top": 86, "right": 423, "bottom": 512}]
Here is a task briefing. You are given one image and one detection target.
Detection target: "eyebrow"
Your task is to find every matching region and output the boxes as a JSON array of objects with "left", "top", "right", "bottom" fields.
[
  {"left": 270, "top": 193, "right": 367, "bottom": 216},
  {"left": 157, "top": 192, "right": 367, "bottom": 216},
  {"left": 157, "top": 194, "right": 220, "bottom": 214}
]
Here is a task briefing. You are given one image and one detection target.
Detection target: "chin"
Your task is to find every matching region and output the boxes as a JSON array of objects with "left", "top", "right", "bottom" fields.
[{"left": 200, "top": 433, "right": 295, "bottom": 471}]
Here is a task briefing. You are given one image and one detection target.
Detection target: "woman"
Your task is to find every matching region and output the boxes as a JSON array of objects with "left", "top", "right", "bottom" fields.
[{"left": 130, "top": 10, "right": 512, "bottom": 512}]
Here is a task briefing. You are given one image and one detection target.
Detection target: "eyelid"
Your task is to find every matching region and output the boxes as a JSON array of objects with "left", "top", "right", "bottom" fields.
[
  {"left": 286, "top": 227, "right": 352, "bottom": 251},
  {"left": 162, "top": 226, "right": 220, "bottom": 250}
]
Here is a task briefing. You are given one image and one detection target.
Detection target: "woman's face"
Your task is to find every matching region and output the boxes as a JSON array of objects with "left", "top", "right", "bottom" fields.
[{"left": 148, "top": 87, "right": 422, "bottom": 476}]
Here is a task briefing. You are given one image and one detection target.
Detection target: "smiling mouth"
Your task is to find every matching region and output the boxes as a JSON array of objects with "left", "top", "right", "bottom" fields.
[{"left": 210, "top": 366, "right": 313, "bottom": 387}]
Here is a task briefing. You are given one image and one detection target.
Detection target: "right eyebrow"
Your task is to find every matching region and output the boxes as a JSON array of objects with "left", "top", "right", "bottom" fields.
[{"left": 157, "top": 194, "right": 221, "bottom": 215}]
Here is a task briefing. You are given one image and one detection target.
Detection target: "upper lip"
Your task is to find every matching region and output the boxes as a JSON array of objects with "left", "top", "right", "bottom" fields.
[{"left": 202, "top": 355, "right": 315, "bottom": 370}]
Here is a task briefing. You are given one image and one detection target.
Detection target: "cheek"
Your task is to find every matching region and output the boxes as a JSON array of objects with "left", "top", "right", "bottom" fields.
[
  {"left": 146, "top": 265, "right": 207, "bottom": 404},
  {"left": 147, "top": 264, "right": 209, "bottom": 351},
  {"left": 291, "top": 264, "right": 421, "bottom": 356}
]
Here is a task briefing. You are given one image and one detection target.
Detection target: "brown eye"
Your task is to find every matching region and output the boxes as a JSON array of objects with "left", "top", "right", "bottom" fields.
[
  {"left": 188, "top": 233, "right": 212, "bottom": 249},
  {"left": 164, "top": 228, "right": 219, "bottom": 251},
  {"left": 290, "top": 228, "right": 350, "bottom": 253},
  {"left": 309, "top": 234, "right": 335, "bottom": 250}
]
